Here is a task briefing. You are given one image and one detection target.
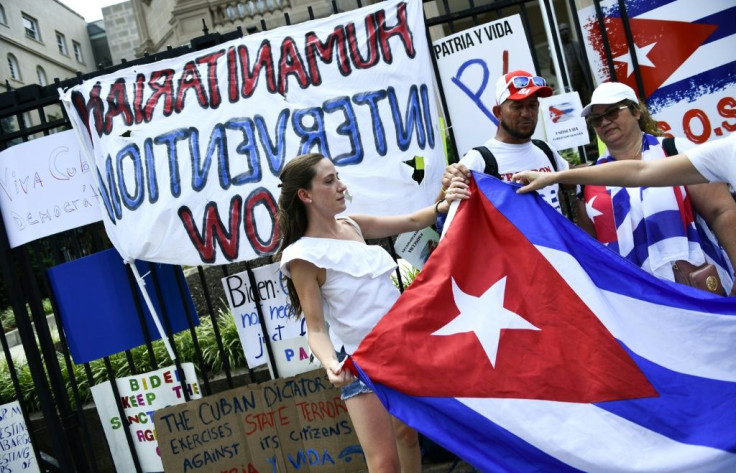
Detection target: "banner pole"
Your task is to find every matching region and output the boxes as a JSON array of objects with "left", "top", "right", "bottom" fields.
[{"left": 127, "top": 261, "right": 177, "bottom": 361}]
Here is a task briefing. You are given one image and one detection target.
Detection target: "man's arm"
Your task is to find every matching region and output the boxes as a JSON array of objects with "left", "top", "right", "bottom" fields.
[{"left": 513, "top": 154, "right": 708, "bottom": 193}]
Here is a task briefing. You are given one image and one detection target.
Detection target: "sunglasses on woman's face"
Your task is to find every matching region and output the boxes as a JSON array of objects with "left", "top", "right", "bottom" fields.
[
  {"left": 506, "top": 75, "right": 547, "bottom": 89},
  {"left": 586, "top": 105, "right": 630, "bottom": 127}
]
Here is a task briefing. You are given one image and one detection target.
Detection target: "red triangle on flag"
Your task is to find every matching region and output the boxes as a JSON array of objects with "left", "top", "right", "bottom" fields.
[
  {"left": 585, "top": 17, "right": 716, "bottom": 96},
  {"left": 350, "top": 181, "right": 657, "bottom": 403}
]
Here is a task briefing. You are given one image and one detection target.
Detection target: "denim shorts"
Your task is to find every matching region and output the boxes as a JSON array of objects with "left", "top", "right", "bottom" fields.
[{"left": 336, "top": 349, "right": 373, "bottom": 401}]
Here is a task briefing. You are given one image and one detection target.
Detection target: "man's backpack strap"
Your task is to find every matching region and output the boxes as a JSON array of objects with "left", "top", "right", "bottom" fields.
[
  {"left": 531, "top": 139, "right": 558, "bottom": 171},
  {"left": 661, "top": 136, "right": 678, "bottom": 157},
  {"left": 473, "top": 146, "right": 500, "bottom": 178},
  {"left": 473, "top": 140, "right": 556, "bottom": 178}
]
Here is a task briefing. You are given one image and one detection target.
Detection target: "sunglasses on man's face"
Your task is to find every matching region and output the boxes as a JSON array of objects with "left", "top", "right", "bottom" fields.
[
  {"left": 506, "top": 75, "right": 547, "bottom": 90},
  {"left": 586, "top": 105, "right": 630, "bottom": 127}
]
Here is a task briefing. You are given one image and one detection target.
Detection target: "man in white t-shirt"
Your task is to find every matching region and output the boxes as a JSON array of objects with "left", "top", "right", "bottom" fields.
[{"left": 441, "top": 70, "right": 570, "bottom": 213}]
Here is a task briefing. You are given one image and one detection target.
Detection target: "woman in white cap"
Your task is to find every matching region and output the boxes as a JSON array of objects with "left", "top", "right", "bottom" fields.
[{"left": 541, "top": 82, "right": 736, "bottom": 292}]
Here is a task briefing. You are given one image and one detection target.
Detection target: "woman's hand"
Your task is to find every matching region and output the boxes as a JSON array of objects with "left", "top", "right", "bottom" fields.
[
  {"left": 512, "top": 170, "right": 557, "bottom": 193},
  {"left": 444, "top": 176, "right": 471, "bottom": 204},
  {"left": 442, "top": 163, "right": 471, "bottom": 191},
  {"left": 325, "top": 358, "right": 354, "bottom": 388}
]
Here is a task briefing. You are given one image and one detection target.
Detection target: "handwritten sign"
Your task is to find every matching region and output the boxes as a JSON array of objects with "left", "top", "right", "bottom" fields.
[
  {"left": 539, "top": 92, "right": 589, "bottom": 150},
  {"left": 91, "top": 363, "right": 201, "bottom": 472},
  {"left": 155, "top": 369, "right": 365, "bottom": 473},
  {"left": 0, "top": 401, "right": 40, "bottom": 473},
  {"left": 432, "top": 15, "right": 539, "bottom": 156},
  {"left": 0, "top": 130, "right": 102, "bottom": 248},
  {"left": 222, "top": 262, "right": 316, "bottom": 377},
  {"left": 61, "top": 0, "right": 444, "bottom": 266}
]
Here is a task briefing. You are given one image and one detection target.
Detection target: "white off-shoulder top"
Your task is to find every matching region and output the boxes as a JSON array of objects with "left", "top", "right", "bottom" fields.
[{"left": 280, "top": 218, "right": 400, "bottom": 353}]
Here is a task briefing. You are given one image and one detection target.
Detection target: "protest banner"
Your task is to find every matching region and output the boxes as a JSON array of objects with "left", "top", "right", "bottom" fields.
[
  {"left": 222, "top": 262, "right": 316, "bottom": 377},
  {"left": 578, "top": 0, "right": 735, "bottom": 142},
  {"left": 0, "top": 401, "right": 40, "bottom": 473},
  {"left": 538, "top": 92, "right": 589, "bottom": 150},
  {"left": 0, "top": 130, "right": 101, "bottom": 248},
  {"left": 60, "top": 0, "right": 444, "bottom": 267},
  {"left": 91, "top": 363, "right": 201, "bottom": 472},
  {"left": 432, "top": 15, "right": 540, "bottom": 155},
  {"left": 155, "top": 369, "right": 365, "bottom": 473}
]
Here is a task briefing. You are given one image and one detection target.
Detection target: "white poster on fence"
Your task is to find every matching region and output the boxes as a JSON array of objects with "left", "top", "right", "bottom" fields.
[
  {"left": 0, "top": 130, "right": 101, "bottom": 248},
  {"left": 432, "top": 14, "right": 540, "bottom": 156},
  {"left": 0, "top": 401, "right": 40, "bottom": 473},
  {"left": 60, "top": 0, "right": 444, "bottom": 266},
  {"left": 222, "top": 262, "right": 315, "bottom": 376},
  {"left": 91, "top": 363, "right": 200, "bottom": 473},
  {"left": 577, "top": 0, "right": 735, "bottom": 143},
  {"left": 538, "top": 92, "right": 589, "bottom": 150}
]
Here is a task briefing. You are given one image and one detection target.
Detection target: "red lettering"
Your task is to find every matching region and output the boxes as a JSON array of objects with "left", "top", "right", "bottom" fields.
[
  {"left": 377, "top": 2, "right": 415, "bottom": 63},
  {"left": 305, "top": 29, "right": 350, "bottom": 86},
  {"left": 197, "top": 50, "right": 225, "bottom": 109},
  {"left": 238, "top": 42, "right": 277, "bottom": 98},
  {"left": 144, "top": 69, "right": 175, "bottom": 121},
  {"left": 243, "top": 188, "right": 279, "bottom": 255},
  {"left": 718, "top": 96, "right": 736, "bottom": 132},
  {"left": 683, "top": 108, "right": 711, "bottom": 144},
  {"left": 178, "top": 195, "right": 242, "bottom": 263},
  {"left": 278, "top": 37, "right": 309, "bottom": 96},
  {"left": 104, "top": 79, "right": 134, "bottom": 134},
  {"left": 176, "top": 61, "right": 209, "bottom": 112}
]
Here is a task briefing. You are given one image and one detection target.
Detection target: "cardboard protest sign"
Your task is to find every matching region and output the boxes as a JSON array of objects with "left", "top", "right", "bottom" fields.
[
  {"left": 0, "top": 130, "right": 101, "bottom": 248},
  {"left": 61, "top": 0, "right": 444, "bottom": 266},
  {"left": 578, "top": 0, "right": 735, "bottom": 143},
  {"left": 539, "top": 92, "right": 589, "bottom": 150},
  {"left": 155, "top": 369, "right": 365, "bottom": 473},
  {"left": 223, "top": 262, "right": 315, "bottom": 376},
  {"left": 91, "top": 363, "right": 201, "bottom": 472},
  {"left": 47, "top": 248, "right": 199, "bottom": 363},
  {"left": 0, "top": 401, "right": 40, "bottom": 473},
  {"left": 432, "top": 14, "right": 540, "bottom": 155}
]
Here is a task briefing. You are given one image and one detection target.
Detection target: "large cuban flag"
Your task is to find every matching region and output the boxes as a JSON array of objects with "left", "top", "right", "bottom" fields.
[{"left": 346, "top": 172, "right": 736, "bottom": 472}]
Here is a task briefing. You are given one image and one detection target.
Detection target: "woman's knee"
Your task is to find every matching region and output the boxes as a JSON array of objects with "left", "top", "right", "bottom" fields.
[{"left": 393, "top": 421, "right": 419, "bottom": 448}]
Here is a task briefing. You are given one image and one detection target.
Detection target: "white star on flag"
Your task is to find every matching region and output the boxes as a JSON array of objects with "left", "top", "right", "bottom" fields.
[
  {"left": 614, "top": 42, "right": 656, "bottom": 77},
  {"left": 432, "top": 276, "right": 539, "bottom": 368},
  {"left": 586, "top": 195, "right": 604, "bottom": 219}
]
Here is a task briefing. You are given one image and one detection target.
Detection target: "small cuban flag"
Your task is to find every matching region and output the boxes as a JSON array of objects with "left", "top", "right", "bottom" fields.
[{"left": 346, "top": 171, "right": 736, "bottom": 472}]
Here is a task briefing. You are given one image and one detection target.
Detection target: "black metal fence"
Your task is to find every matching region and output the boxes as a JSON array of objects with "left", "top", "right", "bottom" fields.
[{"left": 0, "top": 1, "right": 607, "bottom": 471}]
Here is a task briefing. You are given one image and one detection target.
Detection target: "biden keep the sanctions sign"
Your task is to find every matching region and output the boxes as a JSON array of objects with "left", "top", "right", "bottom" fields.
[{"left": 62, "top": 0, "right": 443, "bottom": 266}]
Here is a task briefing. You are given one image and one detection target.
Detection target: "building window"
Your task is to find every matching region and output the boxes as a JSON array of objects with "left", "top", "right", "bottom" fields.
[
  {"left": 56, "top": 32, "right": 68, "bottom": 55},
  {"left": 7, "top": 53, "right": 20, "bottom": 80},
  {"left": 0, "top": 5, "right": 7, "bottom": 25},
  {"left": 73, "top": 41, "right": 83, "bottom": 63},
  {"left": 36, "top": 66, "right": 47, "bottom": 86},
  {"left": 22, "top": 14, "right": 40, "bottom": 41}
]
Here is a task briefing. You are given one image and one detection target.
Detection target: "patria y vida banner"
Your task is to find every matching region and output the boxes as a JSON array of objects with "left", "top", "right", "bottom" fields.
[{"left": 60, "top": 0, "right": 444, "bottom": 266}]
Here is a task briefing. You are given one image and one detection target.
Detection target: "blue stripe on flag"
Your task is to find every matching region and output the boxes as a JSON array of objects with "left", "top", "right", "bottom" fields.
[
  {"left": 352, "top": 361, "right": 582, "bottom": 473},
  {"left": 698, "top": 6, "right": 736, "bottom": 44},
  {"left": 648, "top": 60, "right": 736, "bottom": 114},
  {"left": 597, "top": 345, "right": 736, "bottom": 452},
  {"left": 641, "top": 209, "right": 688, "bottom": 242},
  {"left": 612, "top": 188, "right": 631, "bottom": 229}
]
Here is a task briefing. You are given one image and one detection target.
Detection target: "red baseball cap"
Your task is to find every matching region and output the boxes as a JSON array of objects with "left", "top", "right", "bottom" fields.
[{"left": 495, "top": 70, "right": 553, "bottom": 105}]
